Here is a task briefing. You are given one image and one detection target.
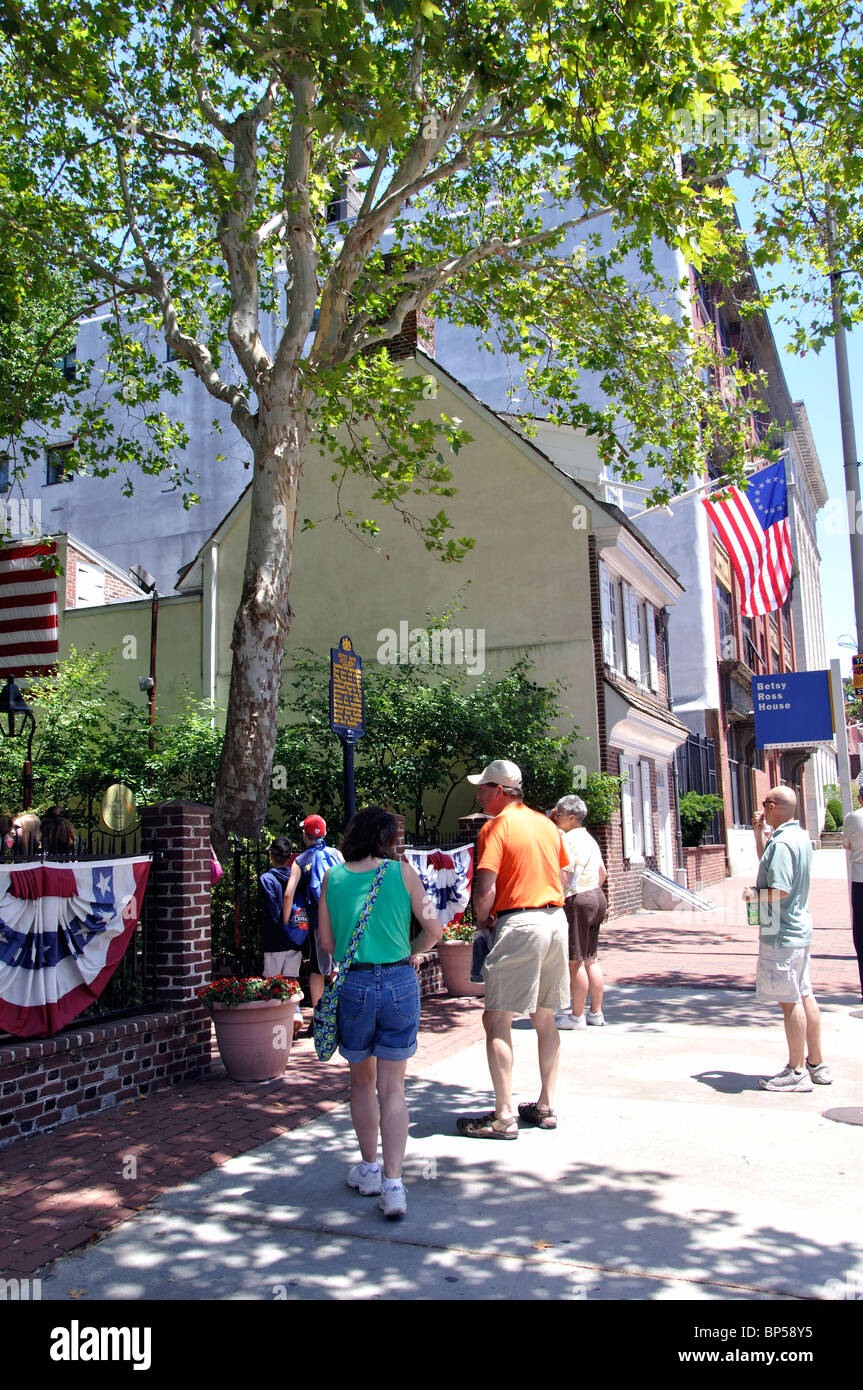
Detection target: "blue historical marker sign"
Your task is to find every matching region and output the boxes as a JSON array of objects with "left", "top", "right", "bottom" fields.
[
  {"left": 329, "top": 635, "right": 365, "bottom": 741},
  {"left": 753, "top": 670, "right": 834, "bottom": 750}
]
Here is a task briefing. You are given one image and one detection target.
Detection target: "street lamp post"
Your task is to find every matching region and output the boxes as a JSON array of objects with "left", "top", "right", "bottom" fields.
[
  {"left": 0, "top": 675, "right": 37, "bottom": 810},
  {"left": 129, "top": 564, "right": 158, "bottom": 752}
]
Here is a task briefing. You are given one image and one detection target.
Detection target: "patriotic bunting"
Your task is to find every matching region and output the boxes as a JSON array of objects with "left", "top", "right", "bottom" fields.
[
  {"left": 0, "top": 541, "right": 59, "bottom": 678},
  {"left": 403, "top": 846, "right": 474, "bottom": 927},
  {"left": 0, "top": 856, "right": 152, "bottom": 1038}
]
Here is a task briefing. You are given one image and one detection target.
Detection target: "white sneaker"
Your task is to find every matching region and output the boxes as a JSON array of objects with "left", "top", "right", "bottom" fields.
[
  {"left": 759, "top": 1067, "right": 813, "bottom": 1092},
  {"left": 806, "top": 1061, "right": 833, "bottom": 1085},
  {"left": 347, "top": 1162, "right": 381, "bottom": 1195},
  {"left": 555, "top": 1011, "right": 586, "bottom": 1030},
  {"left": 379, "top": 1181, "right": 407, "bottom": 1219},
  {"left": 587, "top": 1010, "right": 605, "bottom": 1026}
]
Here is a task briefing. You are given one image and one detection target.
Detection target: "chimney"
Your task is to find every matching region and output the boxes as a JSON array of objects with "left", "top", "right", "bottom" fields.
[{"left": 386, "top": 306, "right": 435, "bottom": 360}]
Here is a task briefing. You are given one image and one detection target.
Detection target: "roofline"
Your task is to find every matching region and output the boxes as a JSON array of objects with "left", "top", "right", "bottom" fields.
[
  {"left": 174, "top": 349, "right": 684, "bottom": 591},
  {"left": 414, "top": 351, "right": 682, "bottom": 585}
]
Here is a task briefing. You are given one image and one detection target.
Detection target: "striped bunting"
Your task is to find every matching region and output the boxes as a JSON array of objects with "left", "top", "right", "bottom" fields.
[{"left": 0, "top": 541, "right": 59, "bottom": 678}]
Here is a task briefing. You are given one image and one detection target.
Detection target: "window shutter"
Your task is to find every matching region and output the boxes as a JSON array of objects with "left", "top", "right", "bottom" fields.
[
  {"left": 599, "top": 564, "right": 614, "bottom": 666},
  {"left": 621, "top": 758, "right": 635, "bottom": 859},
  {"left": 640, "top": 761, "right": 654, "bottom": 856},
  {"left": 623, "top": 583, "right": 640, "bottom": 681},
  {"left": 647, "top": 605, "right": 659, "bottom": 690}
]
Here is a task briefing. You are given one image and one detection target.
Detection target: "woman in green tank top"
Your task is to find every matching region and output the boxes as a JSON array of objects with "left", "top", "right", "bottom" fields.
[{"left": 318, "top": 807, "right": 442, "bottom": 1220}]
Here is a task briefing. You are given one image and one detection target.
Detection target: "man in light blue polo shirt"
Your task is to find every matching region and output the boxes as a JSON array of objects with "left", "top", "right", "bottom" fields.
[{"left": 744, "top": 784, "right": 832, "bottom": 1092}]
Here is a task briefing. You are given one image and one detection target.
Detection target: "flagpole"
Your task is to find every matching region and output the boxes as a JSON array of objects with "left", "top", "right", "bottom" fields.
[{"left": 829, "top": 212, "right": 863, "bottom": 651}]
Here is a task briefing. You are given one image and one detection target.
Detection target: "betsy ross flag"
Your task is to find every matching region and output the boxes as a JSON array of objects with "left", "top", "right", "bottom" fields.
[
  {"left": 0, "top": 541, "right": 59, "bottom": 678},
  {"left": 702, "top": 461, "right": 793, "bottom": 616},
  {"left": 0, "top": 857, "right": 152, "bottom": 1037}
]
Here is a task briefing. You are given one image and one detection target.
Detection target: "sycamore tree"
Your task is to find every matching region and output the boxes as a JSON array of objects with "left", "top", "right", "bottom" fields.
[{"left": 2, "top": 0, "right": 858, "bottom": 843}]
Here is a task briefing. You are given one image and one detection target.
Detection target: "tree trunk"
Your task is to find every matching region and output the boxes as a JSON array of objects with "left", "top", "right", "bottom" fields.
[{"left": 211, "top": 387, "right": 310, "bottom": 848}]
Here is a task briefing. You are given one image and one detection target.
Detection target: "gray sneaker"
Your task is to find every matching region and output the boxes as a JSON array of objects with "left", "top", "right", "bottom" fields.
[
  {"left": 759, "top": 1067, "right": 813, "bottom": 1092},
  {"left": 806, "top": 1061, "right": 833, "bottom": 1085},
  {"left": 347, "top": 1163, "right": 382, "bottom": 1195},
  {"left": 379, "top": 1182, "right": 407, "bottom": 1219}
]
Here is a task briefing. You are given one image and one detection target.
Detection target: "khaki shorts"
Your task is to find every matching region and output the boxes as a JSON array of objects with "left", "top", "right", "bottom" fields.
[
  {"left": 755, "top": 943, "right": 812, "bottom": 1004},
  {"left": 263, "top": 949, "right": 303, "bottom": 979},
  {"left": 483, "top": 907, "right": 570, "bottom": 1015}
]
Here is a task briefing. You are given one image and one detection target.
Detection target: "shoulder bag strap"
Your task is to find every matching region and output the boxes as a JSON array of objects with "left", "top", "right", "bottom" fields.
[{"left": 338, "top": 861, "right": 388, "bottom": 970}]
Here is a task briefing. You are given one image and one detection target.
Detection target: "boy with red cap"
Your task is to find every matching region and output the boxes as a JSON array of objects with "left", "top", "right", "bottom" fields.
[{"left": 281, "top": 814, "right": 345, "bottom": 1028}]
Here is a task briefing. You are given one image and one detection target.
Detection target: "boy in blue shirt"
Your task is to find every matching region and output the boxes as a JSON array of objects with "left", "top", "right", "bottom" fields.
[
  {"left": 260, "top": 836, "right": 309, "bottom": 1031},
  {"left": 281, "top": 815, "right": 344, "bottom": 1023}
]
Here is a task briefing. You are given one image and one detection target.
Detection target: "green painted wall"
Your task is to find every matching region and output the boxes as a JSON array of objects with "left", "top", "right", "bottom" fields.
[
  {"left": 57, "top": 364, "right": 604, "bottom": 827},
  {"left": 60, "top": 594, "right": 204, "bottom": 719}
]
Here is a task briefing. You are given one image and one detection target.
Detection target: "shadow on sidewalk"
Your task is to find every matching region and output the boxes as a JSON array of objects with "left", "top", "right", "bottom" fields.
[{"left": 40, "top": 1074, "right": 862, "bottom": 1301}]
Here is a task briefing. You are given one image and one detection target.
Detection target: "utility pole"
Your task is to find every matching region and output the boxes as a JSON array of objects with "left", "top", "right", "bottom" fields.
[{"left": 829, "top": 212, "right": 863, "bottom": 650}]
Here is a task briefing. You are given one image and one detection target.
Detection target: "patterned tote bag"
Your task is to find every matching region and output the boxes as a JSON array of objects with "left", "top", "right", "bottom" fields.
[{"left": 313, "top": 862, "right": 387, "bottom": 1061}]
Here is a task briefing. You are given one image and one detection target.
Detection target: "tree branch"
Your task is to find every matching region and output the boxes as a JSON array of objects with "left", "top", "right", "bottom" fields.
[
  {"left": 274, "top": 75, "right": 319, "bottom": 375},
  {"left": 111, "top": 141, "right": 256, "bottom": 443}
]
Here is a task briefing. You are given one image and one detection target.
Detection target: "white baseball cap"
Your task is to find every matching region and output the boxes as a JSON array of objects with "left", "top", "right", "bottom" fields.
[{"left": 467, "top": 759, "right": 522, "bottom": 789}]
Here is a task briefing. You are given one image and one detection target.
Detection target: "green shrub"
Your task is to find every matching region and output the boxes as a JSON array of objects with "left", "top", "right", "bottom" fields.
[
  {"left": 679, "top": 792, "right": 724, "bottom": 848},
  {"left": 580, "top": 771, "right": 623, "bottom": 825},
  {"left": 827, "top": 797, "right": 843, "bottom": 829},
  {"left": 823, "top": 808, "right": 837, "bottom": 834}
]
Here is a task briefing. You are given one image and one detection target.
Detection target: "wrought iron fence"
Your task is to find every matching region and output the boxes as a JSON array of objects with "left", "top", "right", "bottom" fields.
[
  {"left": 0, "top": 827, "right": 160, "bottom": 1040},
  {"left": 675, "top": 734, "right": 722, "bottom": 845},
  {"left": 210, "top": 838, "right": 270, "bottom": 978},
  {"left": 214, "top": 831, "right": 480, "bottom": 981}
]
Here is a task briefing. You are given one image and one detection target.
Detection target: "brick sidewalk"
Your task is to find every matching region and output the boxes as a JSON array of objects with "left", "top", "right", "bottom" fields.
[
  {"left": 602, "top": 872, "right": 860, "bottom": 995},
  {"left": 2, "top": 868, "right": 858, "bottom": 1279},
  {"left": 0, "top": 996, "right": 485, "bottom": 1278}
]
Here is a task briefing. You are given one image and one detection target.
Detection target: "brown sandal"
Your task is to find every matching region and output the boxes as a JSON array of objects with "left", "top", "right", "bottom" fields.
[
  {"left": 517, "top": 1102, "right": 557, "bottom": 1130},
  {"left": 456, "top": 1111, "right": 519, "bottom": 1140}
]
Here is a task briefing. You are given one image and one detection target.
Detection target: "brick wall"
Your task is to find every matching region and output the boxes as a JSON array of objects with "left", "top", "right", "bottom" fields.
[
  {"left": 683, "top": 844, "right": 727, "bottom": 893},
  {"left": 0, "top": 1011, "right": 210, "bottom": 1142},
  {"left": 383, "top": 307, "right": 435, "bottom": 360},
  {"left": 0, "top": 801, "right": 213, "bottom": 1147},
  {"left": 65, "top": 543, "right": 139, "bottom": 608}
]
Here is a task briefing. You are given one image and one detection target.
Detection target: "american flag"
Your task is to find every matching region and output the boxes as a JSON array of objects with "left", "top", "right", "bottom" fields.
[
  {"left": 702, "top": 461, "right": 792, "bottom": 616},
  {"left": 0, "top": 541, "right": 59, "bottom": 678},
  {"left": 0, "top": 856, "right": 151, "bottom": 1037}
]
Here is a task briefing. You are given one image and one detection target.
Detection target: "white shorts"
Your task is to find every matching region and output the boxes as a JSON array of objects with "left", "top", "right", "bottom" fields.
[
  {"left": 263, "top": 949, "right": 302, "bottom": 979},
  {"left": 755, "top": 943, "right": 812, "bottom": 1004}
]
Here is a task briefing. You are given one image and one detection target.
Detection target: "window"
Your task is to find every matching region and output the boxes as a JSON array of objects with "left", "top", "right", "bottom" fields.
[
  {"left": 0, "top": 454, "right": 8, "bottom": 494},
  {"left": 46, "top": 444, "right": 73, "bottom": 486},
  {"left": 166, "top": 343, "right": 177, "bottom": 362},
  {"left": 599, "top": 563, "right": 623, "bottom": 672},
  {"left": 716, "top": 581, "right": 735, "bottom": 659},
  {"left": 56, "top": 347, "right": 77, "bottom": 382},
  {"left": 600, "top": 565, "right": 659, "bottom": 690},
  {"left": 620, "top": 756, "right": 654, "bottom": 863}
]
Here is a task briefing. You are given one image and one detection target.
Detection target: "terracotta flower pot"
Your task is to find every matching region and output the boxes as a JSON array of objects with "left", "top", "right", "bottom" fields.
[
  {"left": 211, "top": 997, "right": 298, "bottom": 1081},
  {"left": 437, "top": 940, "right": 484, "bottom": 997}
]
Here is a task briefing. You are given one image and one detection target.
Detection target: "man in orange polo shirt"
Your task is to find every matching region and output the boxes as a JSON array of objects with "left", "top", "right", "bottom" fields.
[{"left": 457, "top": 760, "right": 571, "bottom": 1140}]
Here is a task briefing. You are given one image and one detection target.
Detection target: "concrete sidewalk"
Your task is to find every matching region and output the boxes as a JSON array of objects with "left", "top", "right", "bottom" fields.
[
  {"left": 5, "top": 848, "right": 861, "bottom": 1300},
  {"left": 35, "top": 983, "right": 863, "bottom": 1302}
]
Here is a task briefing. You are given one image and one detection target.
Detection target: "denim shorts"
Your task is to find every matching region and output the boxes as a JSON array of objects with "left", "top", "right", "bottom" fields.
[{"left": 337, "top": 964, "right": 421, "bottom": 1062}]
